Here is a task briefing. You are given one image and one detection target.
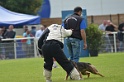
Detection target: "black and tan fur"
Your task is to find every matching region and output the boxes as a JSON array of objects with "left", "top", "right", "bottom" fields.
[{"left": 65, "top": 60, "right": 104, "bottom": 80}]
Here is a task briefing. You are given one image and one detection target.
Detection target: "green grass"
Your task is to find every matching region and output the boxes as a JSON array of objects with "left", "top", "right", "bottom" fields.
[{"left": 0, "top": 53, "right": 124, "bottom": 82}]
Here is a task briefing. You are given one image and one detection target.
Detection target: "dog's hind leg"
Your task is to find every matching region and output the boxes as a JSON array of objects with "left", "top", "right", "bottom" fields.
[{"left": 89, "top": 65, "right": 104, "bottom": 77}]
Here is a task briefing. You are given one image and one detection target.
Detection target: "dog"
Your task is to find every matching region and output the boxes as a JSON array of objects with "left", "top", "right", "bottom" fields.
[{"left": 65, "top": 60, "right": 104, "bottom": 80}]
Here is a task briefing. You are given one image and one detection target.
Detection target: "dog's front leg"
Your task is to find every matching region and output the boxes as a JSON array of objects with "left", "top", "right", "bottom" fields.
[
  {"left": 65, "top": 73, "right": 69, "bottom": 80},
  {"left": 79, "top": 72, "right": 83, "bottom": 79}
]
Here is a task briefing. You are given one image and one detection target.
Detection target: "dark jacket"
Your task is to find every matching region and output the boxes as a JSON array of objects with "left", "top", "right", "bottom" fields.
[
  {"left": 64, "top": 13, "right": 83, "bottom": 40},
  {"left": 6, "top": 30, "right": 16, "bottom": 38},
  {"left": 118, "top": 23, "right": 124, "bottom": 31},
  {"left": 2, "top": 30, "right": 16, "bottom": 42},
  {"left": 2, "top": 29, "right": 7, "bottom": 39},
  {"left": 105, "top": 25, "right": 115, "bottom": 36},
  {"left": 117, "top": 31, "right": 123, "bottom": 41}
]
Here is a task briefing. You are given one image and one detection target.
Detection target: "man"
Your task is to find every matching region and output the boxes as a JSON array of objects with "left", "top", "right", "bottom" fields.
[
  {"left": 99, "top": 20, "right": 108, "bottom": 32},
  {"left": 117, "top": 22, "right": 124, "bottom": 51},
  {"left": 4, "top": 25, "right": 16, "bottom": 59},
  {"left": 118, "top": 22, "right": 124, "bottom": 31},
  {"left": 99, "top": 20, "right": 111, "bottom": 52},
  {"left": 35, "top": 25, "right": 46, "bottom": 57},
  {"left": 38, "top": 24, "right": 81, "bottom": 82},
  {"left": 105, "top": 20, "right": 118, "bottom": 52},
  {"left": 30, "top": 26, "right": 36, "bottom": 37},
  {"left": 1, "top": 26, "right": 7, "bottom": 39},
  {"left": 35, "top": 25, "right": 46, "bottom": 39},
  {"left": 63, "top": 6, "right": 87, "bottom": 62}
]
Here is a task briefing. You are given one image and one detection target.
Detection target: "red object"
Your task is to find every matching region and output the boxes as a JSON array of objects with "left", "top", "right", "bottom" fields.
[{"left": 21, "top": 38, "right": 27, "bottom": 43}]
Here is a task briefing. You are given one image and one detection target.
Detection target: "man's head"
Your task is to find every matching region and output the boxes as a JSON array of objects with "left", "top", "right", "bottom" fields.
[
  {"left": 74, "top": 6, "right": 82, "bottom": 16},
  {"left": 23, "top": 25, "right": 28, "bottom": 32},
  {"left": 106, "top": 20, "right": 112, "bottom": 26},
  {"left": 8, "top": 25, "right": 14, "bottom": 31},
  {"left": 31, "top": 26, "right": 36, "bottom": 30},
  {"left": 40, "top": 25, "right": 46, "bottom": 31},
  {"left": 103, "top": 20, "right": 108, "bottom": 26},
  {"left": 26, "top": 29, "right": 30, "bottom": 34}
]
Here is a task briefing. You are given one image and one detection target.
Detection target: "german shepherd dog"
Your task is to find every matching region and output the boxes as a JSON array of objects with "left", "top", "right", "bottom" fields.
[{"left": 65, "top": 60, "right": 104, "bottom": 80}]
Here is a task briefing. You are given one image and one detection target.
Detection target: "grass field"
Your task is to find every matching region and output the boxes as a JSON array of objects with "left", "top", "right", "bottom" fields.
[{"left": 0, "top": 53, "right": 124, "bottom": 82}]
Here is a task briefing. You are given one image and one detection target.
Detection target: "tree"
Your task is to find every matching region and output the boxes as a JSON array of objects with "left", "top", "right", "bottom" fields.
[{"left": 0, "top": 0, "right": 43, "bottom": 15}]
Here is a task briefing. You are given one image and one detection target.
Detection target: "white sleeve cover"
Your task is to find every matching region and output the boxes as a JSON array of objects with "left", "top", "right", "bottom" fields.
[{"left": 61, "top": 26, "right": 72, "bottom": 37}]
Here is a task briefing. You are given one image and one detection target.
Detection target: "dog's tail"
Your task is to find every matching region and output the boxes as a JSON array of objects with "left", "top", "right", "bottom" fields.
[{"left": 89, "top": 65, "right": 104, "bottom": 77}]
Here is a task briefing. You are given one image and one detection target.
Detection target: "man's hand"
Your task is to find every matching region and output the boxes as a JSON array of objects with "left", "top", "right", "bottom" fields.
[{"left": 83, "top": 43, "right": 87, "bottom": 50}]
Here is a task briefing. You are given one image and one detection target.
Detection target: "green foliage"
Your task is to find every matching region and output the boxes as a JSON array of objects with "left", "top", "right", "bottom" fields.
[
  {"left": 86, "top": 23, "right": 103, "bottom": 50},
  {"left": 0, "top": 53, "right": 124, "bottom": 82},
  {"left": 0, "top": 0, "right": 43, "bottom": 15}
]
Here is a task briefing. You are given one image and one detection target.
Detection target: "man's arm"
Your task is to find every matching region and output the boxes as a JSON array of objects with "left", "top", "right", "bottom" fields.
[
  {"left": 81, "top": 29, "right": 87, "bottom": 49},
  {"left": 80, "top": 19, "right": 87, "bottom": 49},
  {"left": 110, "top": 22, "right": 118, "bottom": 31}
]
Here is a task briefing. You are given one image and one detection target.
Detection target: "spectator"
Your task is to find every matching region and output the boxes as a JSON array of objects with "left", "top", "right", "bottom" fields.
[
  {"left": 99, "top": 20, "right": 111, "bottom": 52},
  {"left": 30, "top": 26, "right": 36, "bottom": 37},
  {"left": 0, "top": 26, "right": 7, "bottom": 59},
  {"left": 105, "top": 20, "right": 118, "bottom": 52},
  {"left": 23, "top": 25, "right": 28, "bottom": 32},
  {"left": 23, "top": 29, "right": 33, "bottom": 57},
  {"left": 35, "top": 25, "right": 46, "bottom": 39},
  {"left": 0, "top": 28, "right": 3, "bottom": 41},
  {"left": 4, "top": 25, "right": 16, "bottom": 59},
  {"left": 63, "top": 6, "right": 87, "bottom": 62},
  {"left": 35, "top": 25, "right": 46, "bottom": 57},
  {"left": 118, "top": 22, "right": 124, "bottom": 31},
  {"left": 38, "top": 24, "right": 81, "bottom": 82},
  {"left": 0, "top": 28, "right": 5, "bottom": 59},
  {"left": 30, "top": 26, "right": 36, "bottom": 46},
  {"left": 117, "top": 22, "right": 124, "bottom": 51},
  {"left": 1, "top": 26, "right": 7, "bottom": 39},
  {"left": 21, "top": 26, "right": 28, "bottom": 55}
]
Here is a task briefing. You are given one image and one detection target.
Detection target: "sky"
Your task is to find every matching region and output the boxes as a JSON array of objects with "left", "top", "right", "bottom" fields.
[{"left": 49, "top": 0, "right": 124, "bottom": 18}]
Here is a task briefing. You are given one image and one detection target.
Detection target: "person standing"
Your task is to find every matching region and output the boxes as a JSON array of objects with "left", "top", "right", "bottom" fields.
[
  {"left": 35, "top": 25, "right": 46, "bottom": 39},
  {"left": 35, "top": 25, "right": 46, "bottom": 56},
  {"left": 21, "top": 25, "right": 28, "bottom": 55},
  {"left": 23, "top": 29, "right": 33, "bottom": 57},
  {"left": 105, "top": 20, "right": 118, "bottom": 52},
  {"left": 4, "top": 25, "right": 16, "bottom": 59},
  {"left": 63, "top": 6, "right": 87, "bottom": 62},
  {"left": 30, "top": 26, "right": 36, "bottom": 37},
  {"left": 38, "top": 24, "right": 81, "bottom": 82},
  {"left": 117, "top": 22, "right": 124, "bottom": 51},
  {"left": 0, "top": 26, "right": 7, "bottom": 59},
  {"left": 1, "top": 26, "right": 7, "bottom": 39},
  {"left": 99, "top": 20, "right": 111, "bottom": 52}
]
